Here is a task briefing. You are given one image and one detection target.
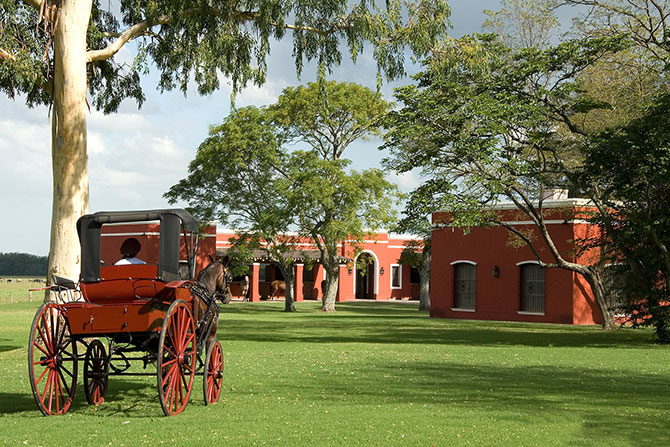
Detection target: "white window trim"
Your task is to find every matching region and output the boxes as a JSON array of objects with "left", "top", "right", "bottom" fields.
[
  {"left": 390, "top": 264, "right": 402, "bottom": 289},
  {"left": 451, "top": 307, "right": 476, "bottom": 312},
  {"left": 516, "top": 260, "right": 541, "bottom": 266},
  {"left": 518, "top": 262, "right": 545, "bottom": 314},
  {"left": 450, "top": 260, "right": 477, "bottom": 266}
]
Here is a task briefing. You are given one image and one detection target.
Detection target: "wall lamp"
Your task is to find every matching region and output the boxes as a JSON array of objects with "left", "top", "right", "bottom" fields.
[
  {"left": 380, "top": 267, "right": 385, "bottom": 275},
  {"left": 492, "top": 265, "right": 500, "bottom": 278},
  {"left": 347, "top": 266, "right": 353, "bottom": 275}
]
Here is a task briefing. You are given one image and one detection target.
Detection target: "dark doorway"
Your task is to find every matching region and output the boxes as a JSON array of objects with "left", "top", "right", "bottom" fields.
[{"left": 355, "top": 253, "right": 375, "bottom": 299}]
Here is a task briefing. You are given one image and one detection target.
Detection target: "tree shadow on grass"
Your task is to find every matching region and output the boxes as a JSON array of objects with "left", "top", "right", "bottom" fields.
[
  {"left": 5, "top": 376, "right": 160, "bottom": 417},
  {"left": 75, "top": 377, "right": 164, "bottom": 418},
  {"left": 0, "top": 337, "right": 20, "bottom": 353},
  {"left": 0, "top": 392, "right": 41, "bottom": 415},
  {"left": 267, "top": 360, "right": 670, "bottom": 445},
  {"left": 221, "top": 315, "right": 656, "bottom": 349}
]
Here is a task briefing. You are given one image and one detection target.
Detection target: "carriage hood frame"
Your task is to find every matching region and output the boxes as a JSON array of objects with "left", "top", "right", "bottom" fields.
[{"left": 77, "top": 209, "right": 200, "bottom": 283}]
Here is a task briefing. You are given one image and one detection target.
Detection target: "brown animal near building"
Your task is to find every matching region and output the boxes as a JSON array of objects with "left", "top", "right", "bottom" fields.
[
  {"left": 269, "top": 280, "right": 286, "bottom": 300},
  {"left": 241, "top": 275, "right": 250, "bottom": 302}
]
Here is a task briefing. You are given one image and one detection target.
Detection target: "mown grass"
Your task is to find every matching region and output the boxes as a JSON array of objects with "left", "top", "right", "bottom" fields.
[{"left": 0, "top": 299, "right": 668, "bottom": 446}]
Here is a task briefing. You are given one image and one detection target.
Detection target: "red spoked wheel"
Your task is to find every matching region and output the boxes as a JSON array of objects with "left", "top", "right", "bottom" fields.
[
  {"left": 157, "top": 300, "right": 196, "bottom": 416},
  {"left": 203, "top": 339, "right": 223, "bottom": 405},
  {"left": 84, "top": 339, "right": 109, "bottom": 405},
  {"left": 28, "top": 303, "right": 78, "bottom": 416}
]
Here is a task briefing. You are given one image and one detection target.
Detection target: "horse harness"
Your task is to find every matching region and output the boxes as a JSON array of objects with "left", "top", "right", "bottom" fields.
[{"left": 189, "top": 280, "right": 221, "bottom": 356}]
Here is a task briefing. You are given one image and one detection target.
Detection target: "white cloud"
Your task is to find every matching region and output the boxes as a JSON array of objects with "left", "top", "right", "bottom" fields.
[
  {"left": 88, "top": 131, "right": 107, "bottom": 155},
  {"left": 388, "top": 170, "right": 421, "bottom": 192},
  {"left": 148, "top": 136, "right": 184, "bottom": 160}
]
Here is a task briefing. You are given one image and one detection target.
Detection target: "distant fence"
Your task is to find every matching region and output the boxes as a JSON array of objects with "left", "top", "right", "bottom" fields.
[{"left": 0, "top": 277, "right": 46, "bottom": 304}]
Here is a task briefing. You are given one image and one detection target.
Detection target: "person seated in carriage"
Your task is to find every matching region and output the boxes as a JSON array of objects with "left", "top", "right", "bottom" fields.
[{"left": 114, "top": 237, "right": 146, "bottom": 265}]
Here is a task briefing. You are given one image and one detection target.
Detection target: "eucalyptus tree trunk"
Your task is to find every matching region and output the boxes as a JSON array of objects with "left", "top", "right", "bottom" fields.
[
  {"left": 418, "top": 247, "right": 431, "bottom": 311},
  {"left": 46, "top": 0, "right": 92, "bottom": 300}
]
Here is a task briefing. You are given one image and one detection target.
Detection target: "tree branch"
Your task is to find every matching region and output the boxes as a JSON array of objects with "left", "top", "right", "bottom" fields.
[
  {"left": 86, "top": 18, "right": 162, "bottom": 62},
  {"left": 0, "top": 48, "right": 16, "bottom": 61},
  {"left": 21, "top": 0, "right": 41, "bottom": 11},
  {"left": 86, "top": 6, "right": 351, "bottom": 63}
]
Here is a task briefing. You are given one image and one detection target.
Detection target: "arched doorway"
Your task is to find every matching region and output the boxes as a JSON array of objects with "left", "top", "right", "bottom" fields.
[{"left": 354, "top": 251, "right": 378, "bottom": 299}]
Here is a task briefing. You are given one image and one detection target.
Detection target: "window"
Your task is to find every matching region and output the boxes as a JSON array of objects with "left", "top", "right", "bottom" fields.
[
  {"left": 258, "top": 263, "right": 270, "bottom": 282},
  {"left": 453, "top": 262, "right": 476, "bottom": 310},
  {"left": 391, "top": 264, "right": 402, "bottom": 289},
  {"left": 520, "top": 263, "right": 544, "bottom": 313},
  {"left": 603, "top": 264, "right": 627, "bottom": 314}
]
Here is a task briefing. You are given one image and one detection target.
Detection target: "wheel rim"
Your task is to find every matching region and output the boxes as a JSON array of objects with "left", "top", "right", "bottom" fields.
[
  {"left": 157, "top": 300, "right": 196, "bottom": 416},
  {"left": 84, "top": 340, "right": 108, "bottom": 406},
  {"left": 28, "top": 304, "right": 78, "bottom": 416},
  {"left": 203, "top": 340, "right": 223, "bottom": 405}
]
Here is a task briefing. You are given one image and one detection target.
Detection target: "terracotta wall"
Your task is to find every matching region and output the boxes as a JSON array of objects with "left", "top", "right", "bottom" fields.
[
  {"left": 430, "top": 206, "right": 602, "bottom": 325},
  {"left": 216, "top": 229, "right": 422, "bottom": 301}
]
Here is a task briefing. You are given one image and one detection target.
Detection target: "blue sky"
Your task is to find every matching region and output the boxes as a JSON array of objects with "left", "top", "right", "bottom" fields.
[{"left": 0, "top": 1, "right": 578, "bottom": 255}]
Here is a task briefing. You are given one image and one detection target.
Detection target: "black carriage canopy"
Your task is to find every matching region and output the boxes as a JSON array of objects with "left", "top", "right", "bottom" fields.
[{"left": 77, "top": 209, "right": 200, "bottom": 283}]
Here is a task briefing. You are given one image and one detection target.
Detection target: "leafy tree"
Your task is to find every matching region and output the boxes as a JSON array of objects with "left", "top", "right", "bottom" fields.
[
  {"left": 382, "top": 33, "right": 627, "bottom": 329},
  {"left": 566, "top": 0, "right": 670, "bottom": 62},
  {"left": 483, "top": 0, "right": 560, "bottom": 50},
  {"left": 270, "top": 81, "right": 390, "bottom": 160},
  {"left": 0, "top": 0, "right": 450, "bottom": 294},
  {"left": 580, "top": 94, "right": 670, "bottom": 341},
  {"left": 269, "top": 80, "right": 398, "bottom": 311},
  {"left": 390, "top": 191, "right": 433, "bottom": 311},
  {"left": 557, "top": 0, "right": 670, "bottom": 340},
  {"left": 167, "top": 82, "right": 399, "bottom": 312},
  {"left": 164, "top": 106, "right": 302, "bottom": 312},
  {"left": 287, "top": 151, "right": 399, "bottom": 311},
  {"left": 0, "top": 252, "right": 48, "bottom": 276}
]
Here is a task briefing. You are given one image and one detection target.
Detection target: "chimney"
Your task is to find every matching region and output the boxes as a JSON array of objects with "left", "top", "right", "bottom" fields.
[{"left": 542, "top": 189, "right": 568, "bottom": 200}]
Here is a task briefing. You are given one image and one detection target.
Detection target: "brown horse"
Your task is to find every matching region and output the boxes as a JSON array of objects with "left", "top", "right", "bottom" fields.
[
  {"left": 192, "top": 258, "right": 231, "bottom": 352},
  {"left": 268, "top": 280, "right": 286, "bottom": 300}
]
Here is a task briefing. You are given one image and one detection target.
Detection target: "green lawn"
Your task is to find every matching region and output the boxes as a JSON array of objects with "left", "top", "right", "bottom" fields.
[{"left": 1, "top": 300, "right": 668, "bottom": 446}]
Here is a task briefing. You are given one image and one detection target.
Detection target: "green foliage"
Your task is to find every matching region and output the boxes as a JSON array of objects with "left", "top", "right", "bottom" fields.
[
  {"left": 1, "top": 0, "right": 451, "bottom": 112},
  {"left": 383, "top": 33, "right": 627, "bottom": 228},
  {"left": 287, "top": 150, "right": 400, "bottom": 251},
  {"left": 165, "top": 106, "right": 287, "bottom": 229},
  {"left": 483, "top": 0, "right": 560, "bottom": 50},
  {"left": 0, "top": 0, "right": 52, "bottom": 106},
  {"left": 270, "top": 80, "right": 390, "bottom": 160},
  {"left": 167, "top": 81, "right": 399, "bottom": 310},
  {"left": 580, "top": 93, "right": 670, "bottom": 341},
  {"left": 0, "top": 252, "right": 47, "bottom": 276}
]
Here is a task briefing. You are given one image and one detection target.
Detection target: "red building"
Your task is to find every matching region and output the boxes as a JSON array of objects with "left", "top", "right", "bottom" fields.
[
  {"left": 216, "top": 229, "right": 423, "bottom": 302},
  {"left": 430, "top": 198, "right": 604, "bottom": 325}
]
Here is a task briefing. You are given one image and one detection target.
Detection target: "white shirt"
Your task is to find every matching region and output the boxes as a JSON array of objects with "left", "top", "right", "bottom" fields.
[{"left": 115, "top": 257, "right": 146, "bottom": 265}]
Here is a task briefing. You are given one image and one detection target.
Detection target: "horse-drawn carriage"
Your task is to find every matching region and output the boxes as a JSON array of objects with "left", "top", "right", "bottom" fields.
[{"left": 28, "top": 209, "right": 228, "bottom": 416}]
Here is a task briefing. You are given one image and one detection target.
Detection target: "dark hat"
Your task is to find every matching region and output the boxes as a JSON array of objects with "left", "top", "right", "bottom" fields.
[{"left": 120, "top": 238, "right": 141, "bottom": 257}]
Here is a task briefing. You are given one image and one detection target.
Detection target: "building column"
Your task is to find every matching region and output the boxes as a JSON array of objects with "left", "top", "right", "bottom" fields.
[
  {"left": 315, "top": 264, "right": 325, "bottom": 299},
  {"left": 337, "top": 264, "right": 354, "bottom": 302},
  {"left": 249, "top": 263, "right": 261, "bottom": 302},
  {"left": 294, "top": 264, "right": 304, "bottom": 302}
]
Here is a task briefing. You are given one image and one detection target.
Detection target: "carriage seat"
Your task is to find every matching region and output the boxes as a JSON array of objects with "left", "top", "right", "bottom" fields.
[{"left": 81, "top": 264, "right": 165, "bottom": 304}]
